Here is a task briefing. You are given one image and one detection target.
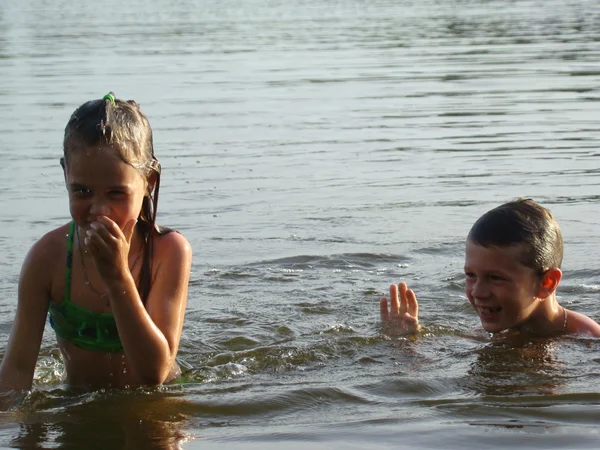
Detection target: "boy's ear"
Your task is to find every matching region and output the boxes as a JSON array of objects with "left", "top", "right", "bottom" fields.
[{"left": 537, "top": 267, "right": 562, "bottom": 299}]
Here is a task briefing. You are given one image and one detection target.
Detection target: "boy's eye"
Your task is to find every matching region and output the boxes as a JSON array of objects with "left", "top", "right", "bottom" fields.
[
  {"left": 109, "top": 190, "right": 126, "bottom": 197},
  {"left": 490, "top": 275, "right": 505, "bottom": 281},
  {"left": 465, "top": 272, "right": 476, "bottom": 279}
]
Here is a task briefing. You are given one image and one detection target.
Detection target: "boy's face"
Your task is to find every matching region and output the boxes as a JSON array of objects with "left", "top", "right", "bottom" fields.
[{"left": 464, "top": 240, "right": 541, "bottom": 333}]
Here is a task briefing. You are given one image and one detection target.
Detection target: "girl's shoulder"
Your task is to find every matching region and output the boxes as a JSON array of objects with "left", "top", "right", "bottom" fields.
[
  {"left": 26, "top": 222, "right": 71, "bottom": 265},
  {"left": 154, "top": 228, "right": 192, "bottom": 261},
  {"left": 20, "top": 223, "right": 71, "bottom": 291}
]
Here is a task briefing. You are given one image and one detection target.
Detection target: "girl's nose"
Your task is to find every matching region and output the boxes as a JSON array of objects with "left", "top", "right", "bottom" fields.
[{"left": 90, "top": 200, "right": 110, "bottom": 217}]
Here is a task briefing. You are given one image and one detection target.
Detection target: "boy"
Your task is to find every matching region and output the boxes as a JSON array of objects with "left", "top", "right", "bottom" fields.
[{"left": 380, "top": 198, "right": 600, "bottom": 337}]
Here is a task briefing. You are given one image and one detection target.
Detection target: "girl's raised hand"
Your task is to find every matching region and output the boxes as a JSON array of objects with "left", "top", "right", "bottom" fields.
[
  {"left": 380, "top": 282, "right": 420, "bottom": 334},
  {"left": 84, "top": 216, "right": 136, "bottom": 283}
]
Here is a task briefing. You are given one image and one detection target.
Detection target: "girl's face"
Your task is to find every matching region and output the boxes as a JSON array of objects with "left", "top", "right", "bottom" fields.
[
  {"left": 464, "top": 240, "right": 541, "bottom": 334},
  {"left": 64, "top": 146, "right": 148, "bottom": 233}
]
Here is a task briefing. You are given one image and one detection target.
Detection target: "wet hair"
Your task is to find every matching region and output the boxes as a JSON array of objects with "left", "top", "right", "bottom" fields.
[
  {"left": 62, "top": 92, "right": 166, "bottom": 304},
  {"left": 467, "top": 198, "right": 563, "bottom": 273}
]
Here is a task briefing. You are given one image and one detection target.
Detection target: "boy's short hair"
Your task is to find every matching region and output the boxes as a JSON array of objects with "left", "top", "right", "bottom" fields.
[{"left": 467, "top": 198, "right": 563, "bottom": 273}]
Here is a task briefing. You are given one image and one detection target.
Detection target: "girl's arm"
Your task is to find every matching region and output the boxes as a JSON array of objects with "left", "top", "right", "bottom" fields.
[
  {"left": 0, "top": 238, "right": 53, "bottom": 391},
  {"left": 113, "top": 232, "right": 191, "bottom": 385},
  {"left": 87, "top": 218, "right": 191, "bottom": 386}
]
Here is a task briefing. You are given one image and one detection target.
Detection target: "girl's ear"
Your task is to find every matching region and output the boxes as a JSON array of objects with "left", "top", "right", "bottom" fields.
[{"left": 537, "top": 267, "right": 562, "bottom": 299}]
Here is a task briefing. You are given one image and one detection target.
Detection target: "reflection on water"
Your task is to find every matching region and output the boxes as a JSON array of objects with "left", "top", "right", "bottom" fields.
[
  {"left": 2, "top": 0, "right": 600, "bottom": 448},
  {"left": 8, "top": 388, "right": 191, "bottom": 450},
  {"left": 466, "top": 336, "right": 568, "bottom": 397}
]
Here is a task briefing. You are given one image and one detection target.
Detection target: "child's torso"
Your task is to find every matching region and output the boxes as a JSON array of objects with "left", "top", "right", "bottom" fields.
[{"left": 47, "top": 222, "right": 146, "bottom": 388}]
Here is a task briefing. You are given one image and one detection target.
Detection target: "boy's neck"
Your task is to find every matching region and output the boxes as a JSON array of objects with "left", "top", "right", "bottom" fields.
[{"left": 514, "top": 296, "right": 566, "bottom": 337}]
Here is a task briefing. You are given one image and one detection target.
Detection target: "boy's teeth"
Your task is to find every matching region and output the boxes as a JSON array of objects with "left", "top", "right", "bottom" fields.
[{"left": 481, "top": 307, "right": 501, "bottom": 313}]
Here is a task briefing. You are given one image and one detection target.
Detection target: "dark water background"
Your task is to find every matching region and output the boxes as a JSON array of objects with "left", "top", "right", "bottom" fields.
[{"left": 2, "top": 0, "right": 600, "bottom": 448}]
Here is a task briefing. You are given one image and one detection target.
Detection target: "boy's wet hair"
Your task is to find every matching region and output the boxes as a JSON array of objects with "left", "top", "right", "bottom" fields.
[
  {"left": 62, "top": 93, "right": 163, "bottom": 304},
  {"left": 467, "top": 198, "right": 563, "bottom": 273}
]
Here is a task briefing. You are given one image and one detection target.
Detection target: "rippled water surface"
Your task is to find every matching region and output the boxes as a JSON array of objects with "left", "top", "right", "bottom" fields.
[{"left": 2, "top": 0, "right": 600, "bottom": 448}]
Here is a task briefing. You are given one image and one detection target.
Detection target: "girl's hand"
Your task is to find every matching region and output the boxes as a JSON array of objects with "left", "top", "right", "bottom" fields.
[
  {"left": 84, "top": 216, "right": 137, "bottom": 283},
  {"left": 380, "top": 282, "right": 420, "bottom": 334}
]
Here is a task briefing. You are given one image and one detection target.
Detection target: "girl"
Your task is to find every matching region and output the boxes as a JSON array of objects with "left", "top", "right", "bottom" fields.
[{"left": 0, "top": 93, "right": 192, "bottom": 391}]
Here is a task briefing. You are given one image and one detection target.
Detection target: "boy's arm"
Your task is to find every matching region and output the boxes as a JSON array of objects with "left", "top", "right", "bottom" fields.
[
  {"left": 380, "top": 282, "right": 420, "bottom": 334},
  {"left": 0, "top": 239, "right": 52, "bottom": 391}
]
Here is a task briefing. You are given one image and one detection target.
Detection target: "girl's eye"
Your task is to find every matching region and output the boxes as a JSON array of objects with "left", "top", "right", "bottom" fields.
[
  {"left": 109, "top": 191, "right": 126, "bottom": 197},
  {"left": 490, "top": 275, "right": 505, "bottom": 281},
  {"left": 72, "top": 188, "right": 91, "bottom": 196},
  {"left": 465, "top": 272, "right": 476, "bottom": 279}
]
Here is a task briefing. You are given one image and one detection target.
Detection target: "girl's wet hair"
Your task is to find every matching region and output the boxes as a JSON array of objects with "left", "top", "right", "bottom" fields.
[
  {"left": 62, "top": 92, "right": 164, "bottom": 304},
  {"left": 467, "top": 198, "right": 563, "bottom": 273}
]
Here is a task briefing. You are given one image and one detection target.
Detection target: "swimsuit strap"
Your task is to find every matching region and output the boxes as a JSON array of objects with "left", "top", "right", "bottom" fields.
[
  {"left": 64, "top": 221, "right": 75, "bottom": 303},
  {"left": 49, "top": 221, "right": 124, "bottom": 353}
]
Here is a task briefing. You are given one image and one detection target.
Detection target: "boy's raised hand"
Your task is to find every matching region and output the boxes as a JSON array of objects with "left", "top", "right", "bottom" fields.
[{"left": 380, "top": 282, "right": 419, "bottom": 334}]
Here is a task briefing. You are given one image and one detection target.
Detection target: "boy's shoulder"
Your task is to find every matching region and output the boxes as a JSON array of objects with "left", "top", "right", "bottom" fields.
[{"left": 567, "top": 310, "right": 600, "bottom": 337}]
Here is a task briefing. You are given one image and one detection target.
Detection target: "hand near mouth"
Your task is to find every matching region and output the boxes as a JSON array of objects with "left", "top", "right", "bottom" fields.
[
  {"left": 84, "top": 216, "right": 137, "bottom": 284},
  {"left": 380, "top": 282, "right": 420, "bottom": 335}
]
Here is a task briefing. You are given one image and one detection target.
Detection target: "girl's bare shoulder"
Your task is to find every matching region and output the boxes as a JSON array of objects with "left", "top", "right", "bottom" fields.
[
  {"left": 24, "top": 223, "right": 71, "bottom": 266},
  {"left": 155, "top": 229, "right": 192, "bottom": 260},
  {"left": 19, "top": 223, "right": 71, "bottom": 298}
]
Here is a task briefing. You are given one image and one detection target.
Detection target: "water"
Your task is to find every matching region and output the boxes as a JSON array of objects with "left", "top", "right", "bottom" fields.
[{"left": 1, "top": 0, "right": 600, "bottom": 448}]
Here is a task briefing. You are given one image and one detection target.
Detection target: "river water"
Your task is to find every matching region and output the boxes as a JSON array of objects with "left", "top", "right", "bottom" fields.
[{"left": 1, "top": 0, "right": 600, "bottom": 448}]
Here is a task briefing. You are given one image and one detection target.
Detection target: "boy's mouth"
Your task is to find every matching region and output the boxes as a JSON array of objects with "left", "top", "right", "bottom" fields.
[
  {"left": 476, "top": 305, "right": 503, "bottom": 322},
  {"left": 479, "top": 306, "right": 501, "bottom": 314}
]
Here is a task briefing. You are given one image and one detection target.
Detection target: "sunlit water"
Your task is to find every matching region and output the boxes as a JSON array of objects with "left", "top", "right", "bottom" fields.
[{"left": 1, "top": 0, "right": 600, "bottom": 448}]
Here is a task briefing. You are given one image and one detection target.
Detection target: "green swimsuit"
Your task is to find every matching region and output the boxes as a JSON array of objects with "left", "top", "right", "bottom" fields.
[{"left": 48, "top": 221, "right": 123, "bottom": 353}]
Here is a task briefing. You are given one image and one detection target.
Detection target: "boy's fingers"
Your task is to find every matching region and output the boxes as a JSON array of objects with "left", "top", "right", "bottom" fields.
[
  {"left": 407, "top": 288, "right": 418, "bottom": 318},
  {"left": 398, "top": 282, "right": 408, "bottom": 315},
  {"left": 389, "top": 284, "right": 400, "bottom": 315},
  {"left": 380, "top": 298, "right": 390, "bottom": 319}
]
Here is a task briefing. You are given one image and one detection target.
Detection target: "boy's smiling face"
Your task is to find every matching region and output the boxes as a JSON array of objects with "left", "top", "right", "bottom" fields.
[{"left": 464, "top": 240, "right": 542, "bottom": 333}]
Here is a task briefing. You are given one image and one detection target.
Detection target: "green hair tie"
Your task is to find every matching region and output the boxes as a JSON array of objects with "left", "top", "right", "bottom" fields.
[{"left": 103, "top": 93, "right": 115, "bottom": 104}]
